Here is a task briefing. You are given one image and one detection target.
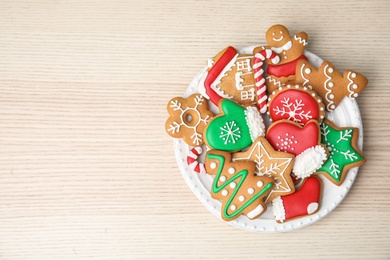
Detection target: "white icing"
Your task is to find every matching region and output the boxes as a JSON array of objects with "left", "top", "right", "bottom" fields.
[
  {"left": 210, "top": 162, "right": 217, "bottom": 169},
  {"left": 347, "top": 71, "right": 356, "bottom": 98},
  {"left": 271, "top": 41, "right": 292, "bottom": 54},
  {"left": 230, "top": 182, "right": 236, "bottom": 189},
  {"left": 307, "top": 202, "right": 319, "bottom": 215},
  {"left": 222, "top": 189, "right": 228, "bottom": 196},
  {"left": 247, "top": 188, "right": 254, "bottom": 194},
  {"left": 294, "top": 35, "right": 308, "bottom": 46},
  {"left": 273, "top": 36, "right": 284, "bottom": 42},
  {"left": 247, "top": 204, "right": 264, "bottom": 219},
  {"left": 323, "top": 64, "right": 336, "bottom": 110},
  {"left": 293, "top": 145, "right": 328, "bottom": 178},
  {"left": 244, "top": 106, "right": 265, "bottom": 141},
  {"left": 207, "top": 58, "right": 214, "bottom": 68},
  {"left": 239, "top": 195, "right": 245, "bottom": 202},
  {"left": 272, "top": 196, "right": 286, "bottom": 222},
  {"left": 228, "top": 167, "right": 235, "bottom": 174},
  {"left": 299, "top": 63, "right": 310, "bottom": 86},
  {"left": 235, "top": 71, "right": 244, "bottom": 90},
  {"left": 230, "top": 204, "right": 237, "bottom": 211},
  {"left": 219, "top": 176, "right": 226, "bottom": 182},
  {"left": 209, "top": 53, "right": 238, "bottom": 99},
  {"left": 257, "top": 181, "right": 263, "bottom": 187}
]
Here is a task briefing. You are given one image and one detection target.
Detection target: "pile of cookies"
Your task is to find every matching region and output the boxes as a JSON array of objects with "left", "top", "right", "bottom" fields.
[{"left": 165, "top": 24, "right": 367, "bottom": 223}]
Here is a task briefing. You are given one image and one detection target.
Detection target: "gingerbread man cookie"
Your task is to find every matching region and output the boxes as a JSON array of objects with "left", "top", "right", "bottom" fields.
[
  {"left": 254, "top": 24, "right": 309, "bottom": 91},
  {"left": 205, "top": 150, "right": 274, "bottom": 221},
  {"left": 165, "top": 94, "right": 214, "bottom": 146},
  {"left": 295, "top": 60, "right": 368, "bottom": 111}
]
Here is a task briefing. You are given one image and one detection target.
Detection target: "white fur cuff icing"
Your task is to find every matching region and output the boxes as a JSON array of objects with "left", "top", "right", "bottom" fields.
[
  {"left": 272, "top": 196, "right": 286, "bottom": 222},
  {"left": 245, "top": 106, "right": 265, "bottom": 141},
  {"left": 293, "top": 145, "right": 328, "bottom": 179}
]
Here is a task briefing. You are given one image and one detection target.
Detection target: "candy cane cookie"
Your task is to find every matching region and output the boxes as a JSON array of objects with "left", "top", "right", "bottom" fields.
[
  {"left": 187, "top": 146, "right": 206, "bottom": 174},
  {"left": 253, "top": 49, "right": 280, "bottom": 113}
]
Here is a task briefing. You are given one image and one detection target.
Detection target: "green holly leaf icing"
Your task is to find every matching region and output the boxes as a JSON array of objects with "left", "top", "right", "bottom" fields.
[
  {"left": 318, "top": 120, "right": 364, "bottom": 183},
  {"left": 205, "top": 99, "right": 252, "bottom": 151}
]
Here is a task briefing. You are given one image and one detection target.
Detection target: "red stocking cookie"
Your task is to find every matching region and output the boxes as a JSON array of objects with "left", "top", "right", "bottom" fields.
[
  {"left": 205, "top": 150, "right": 274, "bottom": 221},
  {"left": 267, "top": 84, "right": 325, "bottom": 124},
  {"left": 272, "top": 176, "right": 322, "bottom": 223},
  {"left": 295, "top": 60, "right": 368, "bottom": 111},
  {"left": 266, "top": 120, "right": 328, "bottom": 179}
]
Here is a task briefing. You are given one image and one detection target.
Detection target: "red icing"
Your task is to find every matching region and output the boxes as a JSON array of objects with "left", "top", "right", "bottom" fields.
[
  {"left": 266, "top": 120, "right": 320, "bottom": 156},
  {"left": 267, "top": 54, "right": 307, "bottom": 78},
  {"left": 204, "top": 46, "right": 237, "bottom": 105},
  {"left": 281, "top": 176, "right": 321, "bottom": 221},
  {"left": 269, "top": 89, "right": 319, "bottom": 124}
]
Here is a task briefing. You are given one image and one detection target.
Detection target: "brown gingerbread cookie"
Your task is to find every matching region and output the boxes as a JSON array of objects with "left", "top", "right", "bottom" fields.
[
  {"left": 205, "top": 149, "right": 274, "bottom": 221},
  {"left": 198, "top": 46, "right": 258, "bottom": 107},
  {"left": 295, "top": 60, "right": 368, "bottom": 111},
  {"left": 232, "top": 136, "right": 295, "bottom": 203},
  {"left": 165, "top": 94, "right": 214, "bottom": 146},
  {"left": 254, "top": 24, "right": 309, "bottom": 92}
]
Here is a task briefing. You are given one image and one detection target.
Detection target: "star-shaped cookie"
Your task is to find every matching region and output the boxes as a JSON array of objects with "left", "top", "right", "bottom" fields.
[
  {"left": 232, "top": 136, "right": 295, "bottom": 203},
  {"left": 316, "top": 119, "right": 366, "bottom": 185}
]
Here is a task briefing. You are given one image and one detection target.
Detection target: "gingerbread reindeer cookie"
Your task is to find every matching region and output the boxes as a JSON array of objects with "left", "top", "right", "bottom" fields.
[
  {"left": 295, "top": 60, "right": 368, "bottom": 111},
  {"left": 254, "top": 24, "right": 309, "bottom": 91}
]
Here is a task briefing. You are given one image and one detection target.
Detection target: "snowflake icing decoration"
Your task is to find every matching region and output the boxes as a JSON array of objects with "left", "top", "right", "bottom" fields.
[{"left": 272, "top": 97, "right": 312, "bottom": 123}]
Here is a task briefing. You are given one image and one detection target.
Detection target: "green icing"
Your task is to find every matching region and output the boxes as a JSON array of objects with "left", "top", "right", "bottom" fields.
[
  {"left": 205, "top": 99, "right": 252, "bottom": 151},
  {"left": 318, "top": 121, "right": 364, "bottom": 182},
  {"left": 207, "top": 153, "right": 272, "bottom": 220}
]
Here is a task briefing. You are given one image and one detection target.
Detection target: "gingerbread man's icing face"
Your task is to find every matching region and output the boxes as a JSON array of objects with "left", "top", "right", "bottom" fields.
[{"left": 266, "top": 24, "right": 291, "bottom": 47}]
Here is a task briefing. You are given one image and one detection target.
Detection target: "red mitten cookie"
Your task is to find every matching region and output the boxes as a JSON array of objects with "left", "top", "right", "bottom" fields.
[{"left": 266, "top": 120, "right": 328, "bottom": 179}]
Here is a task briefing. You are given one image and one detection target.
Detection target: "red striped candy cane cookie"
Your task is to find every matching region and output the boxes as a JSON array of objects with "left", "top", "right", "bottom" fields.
[
  {"left": 187, "top": 146, "right": 206, "bottom": 174},
  {"left": 253, "top": 49, "right": 280, "bottom": 113}
]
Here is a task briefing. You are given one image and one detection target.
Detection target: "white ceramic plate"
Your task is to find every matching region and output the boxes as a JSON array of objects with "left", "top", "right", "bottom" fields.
[{"left": 173, "top": 47, "right": 364, "bottom": 232}]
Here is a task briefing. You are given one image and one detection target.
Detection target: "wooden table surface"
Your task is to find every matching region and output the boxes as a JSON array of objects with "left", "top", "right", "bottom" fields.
[{"left": 1, "top": 1, "right": 389, "bottom": 259}]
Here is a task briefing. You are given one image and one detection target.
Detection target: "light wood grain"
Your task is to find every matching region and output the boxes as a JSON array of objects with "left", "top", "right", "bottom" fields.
[{"left": 0, "top": 0, "right": 389, "bottom": 259}]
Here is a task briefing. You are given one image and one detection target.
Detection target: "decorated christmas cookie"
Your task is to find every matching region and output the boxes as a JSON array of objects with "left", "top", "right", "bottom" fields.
[
  {"left": 267, "top": 84, "right": 325, "bottom": 124},
  {"left": 266, "top": 119, "right": 328, "bottom": 179},
  {"left": 165, "top": 94, "right": 215, "bottom": 146},
  {"left": 232, "top": 136, "right": 295, "bottom": 203},
  {"left": 295, "top": 60, "right": 368, "bottom": 111},
  {"left": 272, "top": 176, "right": 322, "bottom": 223},
  {"left": 198, "top": 46, "right": 257, "bottom": 107},
  {"left": 253, "top": 24, "right": 309, "bottom": 91},
  {"left": 205, "top": 150, "right": 274, "bottom": 221},
  {"left": 316, "top": 119, "right": 366, "bottom": 185},
  {"left": 204, "top": 99, "right": 265, "bottom": 152},
  {"left": 166, "top": 25, "right": 368, "bottom": 231}
]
